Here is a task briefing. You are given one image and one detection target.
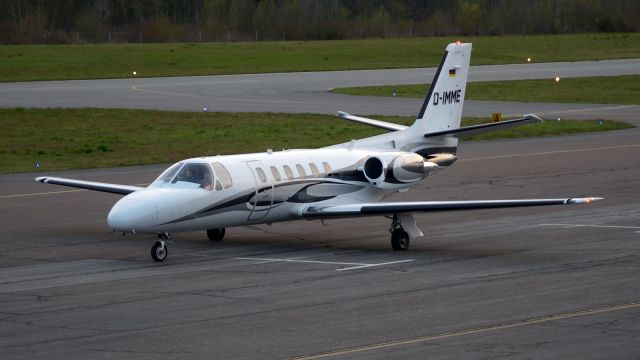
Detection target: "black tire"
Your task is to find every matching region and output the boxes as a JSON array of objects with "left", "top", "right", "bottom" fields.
[
  {"left": 391, "top": 229, "right": 410, "bottom": 251},
  {"left": 206, "top": 228, "right": 226, "bottom": 241},
  {"left": 151, "top": 241, "right": 168, "bottom": 262}
]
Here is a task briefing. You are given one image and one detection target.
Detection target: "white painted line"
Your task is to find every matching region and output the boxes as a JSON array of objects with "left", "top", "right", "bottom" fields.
[
  {"left": 337, "top": 259, "right": 415, "bottom": 271},
  {"left": 537, "top": 105, "right": 636, "bottom": 116},
  {"left": 131, "top": 85, "right": 308, "bottom": 104},
  {"left": 134, "top": 79, "right": 259, "bottom": 87},
  {"left": 234, "top": 257, "right": 414, "bottom": 271},
  {"left": 461, "top": 144, "right": 640, "bottom": 162},
  {"left": 0, "top": 189, "right": 87, "bottom": 198},
  {"left": 235, "top": 257, "right": 367, "bottom": 266},
  {"left": 539, "top": 223, "right": 640, "bottom": 230}
]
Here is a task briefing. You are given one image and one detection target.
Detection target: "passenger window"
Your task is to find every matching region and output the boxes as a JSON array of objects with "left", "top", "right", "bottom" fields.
[
  {"left": 322, "top": 162, "right": 333, "bottom": 174},
  {"left": 256, "top": 167, "right": 267, "bottom": 183},
  {"left": 270, "top": 166, "right": 281, "bottom": 181},
  {"left": 296, "top": 164, "right": 307, "bottom": 178},
  {"left": 212, "top": 162, "right": 233, "bottom": 189},
  {"left": 309, "top": 163, "right": 320, "bottom": 177},
  {"left": 283, "top": 165, "right": 294, "bottom": 180}
]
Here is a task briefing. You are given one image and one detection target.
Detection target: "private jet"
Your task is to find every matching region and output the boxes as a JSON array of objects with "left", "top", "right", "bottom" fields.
[{"left": 36, "top": 42, "right": 602, "bottom": 262}]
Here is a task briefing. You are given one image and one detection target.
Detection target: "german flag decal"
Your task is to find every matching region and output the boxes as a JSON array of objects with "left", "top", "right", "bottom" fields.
[{"left": 448, "top": 68, "right": 456, "bottom": 77}]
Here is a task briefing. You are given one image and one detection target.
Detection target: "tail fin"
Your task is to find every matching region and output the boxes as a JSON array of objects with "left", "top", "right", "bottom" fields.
[{"left": 414, "top": 42, "right": 472, "bottom": 133}]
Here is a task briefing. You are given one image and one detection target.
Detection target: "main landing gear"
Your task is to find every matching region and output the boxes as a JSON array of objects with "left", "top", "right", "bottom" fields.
[
  {"left": 389, "top": 215, "right": 410, "bottom": 251},
  {"left": 151, "top": 233, "right": 171, "bottom": 262}
]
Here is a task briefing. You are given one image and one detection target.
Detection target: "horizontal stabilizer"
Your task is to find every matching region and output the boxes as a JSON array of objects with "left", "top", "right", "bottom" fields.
[
  {"left": 35, "top": 176, "right": 143, "bottom": 195},
  {"left": 424, "top": 114, "right": 543, "bottom": 138},
  {"left": 301, "top": 197, "right": 602, "bottom": 218},
  {"left": 336, "top": 111, "right": 408, "bottom": 132}
]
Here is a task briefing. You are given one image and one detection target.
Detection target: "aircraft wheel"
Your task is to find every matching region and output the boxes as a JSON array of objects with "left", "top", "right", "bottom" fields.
[
  {"left": 391, "top": 229, "right": 410, "bottom": 251},
  {"left": 151, "top": 240, "right": 168, "bottom": 262},
  {"left": 207, "top": 228, "right": 226, "bottom": 241}
]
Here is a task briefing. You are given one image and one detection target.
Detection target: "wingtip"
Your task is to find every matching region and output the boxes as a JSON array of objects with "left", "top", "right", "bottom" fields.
[
  {"left": 523, "top": 113, "right": 543, "bottom": 123},
  {"left": 336, "top": 111, "right": 348, "bottom": 118},
  {"left": 35, "top": 176, "right": 47, "bottom": 183},
  {"left": 569, "top": 197, "right": 604, "bottom": 204}
]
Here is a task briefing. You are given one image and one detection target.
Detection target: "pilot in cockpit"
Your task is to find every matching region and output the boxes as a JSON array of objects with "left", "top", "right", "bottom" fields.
[{"left": 201, "top": 172, "right": 213, "bottom": 191}]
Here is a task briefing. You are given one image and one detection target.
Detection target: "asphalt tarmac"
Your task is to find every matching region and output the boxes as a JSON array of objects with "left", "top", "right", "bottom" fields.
[
  {"left": 1, "top": 127, "right": 639, "bottom": 359},
  {"left": 1, "top": 59, "right": 640, "bottom": 121},
  {"left": 1, "top": 58, "right": 639, "bottom": 359}
]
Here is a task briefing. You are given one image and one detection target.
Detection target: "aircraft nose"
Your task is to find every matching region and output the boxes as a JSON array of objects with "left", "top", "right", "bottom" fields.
[{"left": 107, "top": 198, "right": 159, "bottom": 232}]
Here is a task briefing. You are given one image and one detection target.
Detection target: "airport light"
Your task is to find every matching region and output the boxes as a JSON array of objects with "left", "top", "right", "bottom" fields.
[
  {"left": 132, "top": 71, "right": 137, "bottom": 76},
  {"left": 555, "top": 76, "right": 560, "bottom": 82},
  {"left": 527, "top": 57, "right": 531, "bottom": 63}
]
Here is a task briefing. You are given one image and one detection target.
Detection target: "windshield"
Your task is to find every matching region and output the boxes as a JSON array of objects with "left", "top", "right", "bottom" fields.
[
  {"left": 172, "top": 163, "right": 214, "bottom": 190},
  {"left": 154, "top": 162, "right": 183, "bottom": 184}
]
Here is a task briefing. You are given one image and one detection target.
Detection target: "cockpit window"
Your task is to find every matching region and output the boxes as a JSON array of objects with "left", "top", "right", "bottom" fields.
[
  {"left": 156, "top": 162, "right": 183, "bottom": 183},
  {"left": 172, "top": 163, "right": 213, "bottom": 190},
  {"left": 212, "top": 162, "right": 233, "bottom": 189}
]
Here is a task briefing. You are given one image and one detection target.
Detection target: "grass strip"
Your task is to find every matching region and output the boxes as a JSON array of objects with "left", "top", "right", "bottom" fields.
[
  {"left": 332, "top": 75, "right": 640, "bottom": 105},
  {"left": 1, "top": 108, "right": 633, "bottom": 173},
  {"left": 1, "top": 33, "right": 639, "bottom": 82}
]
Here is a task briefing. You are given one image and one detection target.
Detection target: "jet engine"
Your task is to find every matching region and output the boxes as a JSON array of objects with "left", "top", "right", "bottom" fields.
[{"left": 361, "top": 152, "right": 443, "bottom": 190}]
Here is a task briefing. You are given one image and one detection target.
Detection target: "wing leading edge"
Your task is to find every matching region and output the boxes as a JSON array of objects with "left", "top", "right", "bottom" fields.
[
  {"left": 35, "top": 176, "right": 143, "bottom": 195},
  {"left": 335, "top": 111, "right": 408, "bottom": 132},
  {"left": 300, "top": 198, "right": 602, "bottom": 218}
]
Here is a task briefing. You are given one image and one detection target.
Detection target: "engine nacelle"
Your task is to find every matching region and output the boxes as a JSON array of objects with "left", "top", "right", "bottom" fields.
[{"left": 362, "top": 152, "right": 432, "bottom": 189}]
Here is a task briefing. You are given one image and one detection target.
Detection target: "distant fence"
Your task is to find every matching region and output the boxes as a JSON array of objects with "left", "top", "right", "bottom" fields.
[
  {"left": 6, "top": 31, "right": 199, "bottom": 44},
  {"left": 2, "top": 25, "right": 454, "bottom": 45}
]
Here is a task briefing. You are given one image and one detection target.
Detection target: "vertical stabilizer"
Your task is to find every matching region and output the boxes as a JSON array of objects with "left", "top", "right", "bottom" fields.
[{"left": 414, "top": 42, "right": 472, "bottom": 134}]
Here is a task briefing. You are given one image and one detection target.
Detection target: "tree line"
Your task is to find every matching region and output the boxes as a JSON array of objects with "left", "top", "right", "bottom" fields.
[{"left": 1, "top": 0, "right": 638, "bottom": 44}]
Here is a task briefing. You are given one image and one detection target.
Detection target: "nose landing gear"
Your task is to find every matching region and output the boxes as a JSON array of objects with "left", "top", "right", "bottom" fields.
[{"left": 151, "top": 233, "right": 171, "bottom": 262}]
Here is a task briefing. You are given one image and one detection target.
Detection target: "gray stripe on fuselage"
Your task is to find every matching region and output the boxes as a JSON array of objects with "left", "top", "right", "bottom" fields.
[{"left": 159, "top": 178, "right": 365, "bottom": 226}]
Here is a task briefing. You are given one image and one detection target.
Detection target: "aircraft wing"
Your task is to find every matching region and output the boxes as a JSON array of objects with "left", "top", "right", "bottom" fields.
[
  {"left": 35, "top": 176, "right": 143, "bottom": 195},
  {"left": 300, "top": 197, "right": 602, "bottom": 218},
  {"left": 336, "top": 111, "right": 408, "bottom": 132},
  {"left": 424, "top": 114, "right": 543, "bottom": 138}
]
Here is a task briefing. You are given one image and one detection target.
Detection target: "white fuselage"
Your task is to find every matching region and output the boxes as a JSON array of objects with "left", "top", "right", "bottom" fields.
[{"left": 106, "top": 147, "right": 425, "bottom": 234}]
